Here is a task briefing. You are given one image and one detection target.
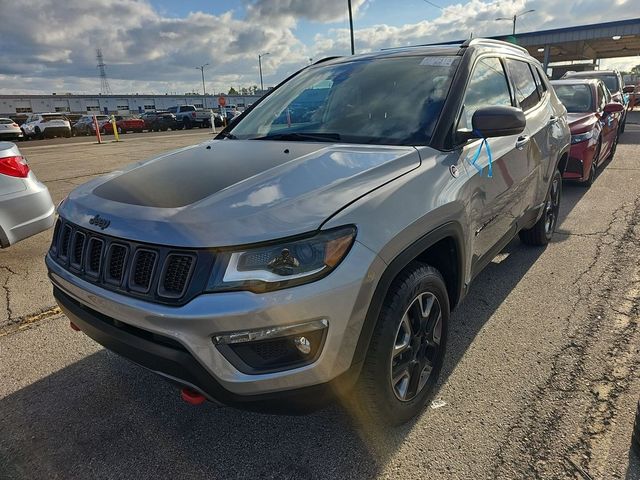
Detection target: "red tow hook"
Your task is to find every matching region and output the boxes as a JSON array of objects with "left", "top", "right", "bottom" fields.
[
  {"left": 69, "top": 321, "right": 81, "bottom": 331},
  {"left": 180, "top": 387, "right": 206, "bottom": 405}
]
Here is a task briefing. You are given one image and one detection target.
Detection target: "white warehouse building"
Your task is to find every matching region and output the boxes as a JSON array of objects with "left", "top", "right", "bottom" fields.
[{"left": 0, "top": 93, "right": 263, "bottom": 117}]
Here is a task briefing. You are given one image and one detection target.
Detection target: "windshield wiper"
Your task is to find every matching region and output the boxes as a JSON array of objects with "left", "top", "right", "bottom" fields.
[
  {"left": 217, "top": 131, "right": 237, "bottom": 139},
  {"left": 251, "top": 132, "right": 341, "bottom": 142}
]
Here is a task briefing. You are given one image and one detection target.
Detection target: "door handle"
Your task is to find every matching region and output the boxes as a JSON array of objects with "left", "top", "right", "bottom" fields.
[
  {"left": 548, "top": 115, "right": 559, "bottom": 124},
  {"left": 515, "top": 135, "right": 530, "bottom": 150}
]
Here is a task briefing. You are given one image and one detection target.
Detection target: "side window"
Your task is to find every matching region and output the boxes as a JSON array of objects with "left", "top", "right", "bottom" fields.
[
  {"left": 457, "top": 57, "right": 512, "bottom": 132},
  {"left": 601, "top": 83, "right": 611, "bottom": 104},
  {"left": 533, "top": 67, "right": 548, "bottom": 97},
  {"left": 506, "top": 59, "right": 540, "bottom": 111},
  {"left": 598, "top": 84, "right": 607, "bottom": 111}
]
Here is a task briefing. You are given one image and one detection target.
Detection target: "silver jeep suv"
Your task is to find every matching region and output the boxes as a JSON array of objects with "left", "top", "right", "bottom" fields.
[{"left": 47, "top": 39, "right": 569, "bottom": 424}]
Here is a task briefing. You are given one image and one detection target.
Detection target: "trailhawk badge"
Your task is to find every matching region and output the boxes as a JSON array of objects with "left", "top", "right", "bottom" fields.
[{"left": 89, "top": 214, "right": 111, "bottom": 230}]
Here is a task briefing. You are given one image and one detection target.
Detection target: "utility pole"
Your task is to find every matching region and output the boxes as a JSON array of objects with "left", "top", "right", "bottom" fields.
[
  {"left": 496, "top": 9, "right": 535, "bottom": 37},
  {"left": 348, "top": 0, "right": 355, "bottom": 55},
  {"left": 195, "top": 63, "right": 209, "bottom": 108},
  {"left": 258, "top": 52, "right": 270, "bottom": 91},
  {"left": 96, "top": 49, "right": 112, "bottom": 95}
]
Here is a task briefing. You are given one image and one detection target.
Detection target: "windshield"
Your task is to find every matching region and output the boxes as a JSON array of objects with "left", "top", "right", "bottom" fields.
[
  {"left": 0, "top": 119, "right": 14, "bottom": 124},
  {"left": 569, "top": 73, "right": 618, "bottom": 92},
  {"left": 228, "top": 55, "right": 459, "bottom": 145},
  {"left": 553, "top": 84, "right": 593, "bottom": 113}
]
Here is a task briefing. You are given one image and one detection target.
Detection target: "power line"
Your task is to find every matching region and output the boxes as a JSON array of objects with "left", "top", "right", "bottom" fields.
[{"left": 421, "top": 0, "right": 443, "bottom": 9}]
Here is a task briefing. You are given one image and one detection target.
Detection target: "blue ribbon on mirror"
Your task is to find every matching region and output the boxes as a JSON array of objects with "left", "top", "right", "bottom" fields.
[{"left": 469, "top": 130, "right": 493, "bottom": 178}]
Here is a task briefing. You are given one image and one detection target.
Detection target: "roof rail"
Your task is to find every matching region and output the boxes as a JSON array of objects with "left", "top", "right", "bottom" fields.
[
  {"left": 379, "top": 43, "right": 460, "bottom": 51},
  {"left": 313, "top": 56, "right": 342, "bottom": 65},
  {"left": 462, "top": 38, "right": 529, "bottom": 54}
]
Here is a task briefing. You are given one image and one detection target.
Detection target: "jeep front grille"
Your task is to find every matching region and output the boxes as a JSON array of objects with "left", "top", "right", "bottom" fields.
[{"left": 48, "top": 218, "right": 208, "bottom": 305}]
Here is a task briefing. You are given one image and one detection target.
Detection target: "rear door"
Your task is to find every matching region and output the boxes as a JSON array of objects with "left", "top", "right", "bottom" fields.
[
  {"left": 504, "top": 58, "right": 549, "bottom": 217},
  {"left": 456, "top": 56, "right": 529, "bottom": 275}
]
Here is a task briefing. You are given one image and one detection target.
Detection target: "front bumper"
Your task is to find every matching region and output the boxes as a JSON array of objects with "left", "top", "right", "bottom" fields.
[
  {"left": 47, "top": 240, "right": 385, "bottom": 406},
  {"left": 562, "top": 139, "right": 596, "bottom": 181}
]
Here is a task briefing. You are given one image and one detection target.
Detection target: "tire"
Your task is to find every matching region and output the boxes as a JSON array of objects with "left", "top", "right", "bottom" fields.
[
  {"left": 346, "top": 262, "right": 449, "bottom": 426},
  {"left": 519, "top": 169, "right": 562, "bottom": 246},
  {"left": 581, "top": 142, "right": 600, "bottom": 188},
  {"left": 633, "top": 400, "right": 640, "bottom": 456},
  {"left": 183, "top": 118, "right": 193, "bottom": 130},
  {"left": 35, "top": 127, "right": 44, "bottom": 140},
  {"left": 117, "top": 126, "right": 124, "bottom": 134},
  {"left": 609, "top": 134, "right": 619, "bottom": 160},
  {"left": 63, "top": 130, "right": 71, "bottom": 138}
]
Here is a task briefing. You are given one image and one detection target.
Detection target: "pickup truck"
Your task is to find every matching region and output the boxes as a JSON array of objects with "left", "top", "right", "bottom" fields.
[{"left": 167, "top": 105, "right": 211, "bottom": 129}]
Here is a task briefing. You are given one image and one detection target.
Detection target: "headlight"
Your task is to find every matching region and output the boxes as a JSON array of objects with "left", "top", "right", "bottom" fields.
[
  {"left": 207, "top": 226, "right": 356, "bottom": 293},
  {"left": 571, "top": 131, "right": 593, "bottom": 144}
]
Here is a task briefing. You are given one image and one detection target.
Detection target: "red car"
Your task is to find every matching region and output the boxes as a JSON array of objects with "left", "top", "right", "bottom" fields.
[
  {"left": 551, "top": 79, "right": 623, "bottom": 186},
  {"left": 101, "top": 115, "right": 145, "bottom": 134}
]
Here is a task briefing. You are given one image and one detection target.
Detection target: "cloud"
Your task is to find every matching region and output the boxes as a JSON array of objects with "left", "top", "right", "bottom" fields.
[
  {"left": 0, "top": 0, "right": 638, "bottom": 95},
  {"left": 245, "top": 0, "right": 367, "bottom": 23}
]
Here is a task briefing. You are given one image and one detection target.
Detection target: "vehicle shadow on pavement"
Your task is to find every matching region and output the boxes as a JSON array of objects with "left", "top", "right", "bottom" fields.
[{"left": 0, "top": 349, "right": 380, "bottom": 480}]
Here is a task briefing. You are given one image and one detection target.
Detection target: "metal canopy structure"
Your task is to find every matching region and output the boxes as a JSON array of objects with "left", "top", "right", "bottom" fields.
[{"left": 432, "top": 18, "right": 640, "bottom": 69}]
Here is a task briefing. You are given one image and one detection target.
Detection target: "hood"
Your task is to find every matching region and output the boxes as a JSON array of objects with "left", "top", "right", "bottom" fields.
[
  {"left": 59, "top": 139, "right": 420, "bottom": 247},
  {"left": 567, "top": 112, "right": 598, "bottom": 134}
]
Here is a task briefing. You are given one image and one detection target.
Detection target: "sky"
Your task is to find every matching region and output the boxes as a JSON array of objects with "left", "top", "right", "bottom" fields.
[{"left": 0, "top": 0, "right": 638, "bottom": 95}]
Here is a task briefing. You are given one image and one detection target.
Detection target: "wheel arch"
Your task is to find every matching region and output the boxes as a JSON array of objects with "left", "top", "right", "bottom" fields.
[{"left": 351, "top": 222, "right": 466, "bottom": 367}]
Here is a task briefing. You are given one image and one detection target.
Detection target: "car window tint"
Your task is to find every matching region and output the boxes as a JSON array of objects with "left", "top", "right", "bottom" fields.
[
  {"left": 598, "top": 84, "right": 607, "bottom": 110},
  {"left": 0, "top": 119, "right": 13, "bottom": 124},
  {"left": 506, "top": 59, "right": 540, "bottom": 111},
  {"left": 458, "top": 57, "right": 512, "bottom": 131}
]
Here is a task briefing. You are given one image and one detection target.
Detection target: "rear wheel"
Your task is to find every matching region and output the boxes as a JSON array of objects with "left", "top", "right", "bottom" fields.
[
  {"left": 35, "top": 127, "right": 44, "bottom": 140},
  {"left": 519, "top": 169, "right": 562, "bottom": 246},
  {"left": 183, "top": 118, "right": 193, "bottom": 129},
  {"left": 346, "top": 263, "right": 449, "bottom": 426}
]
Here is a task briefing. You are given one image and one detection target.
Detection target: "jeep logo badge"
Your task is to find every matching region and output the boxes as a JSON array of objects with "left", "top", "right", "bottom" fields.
[{"left": 89, "top": 214, "right": 111, "bottom": 230}]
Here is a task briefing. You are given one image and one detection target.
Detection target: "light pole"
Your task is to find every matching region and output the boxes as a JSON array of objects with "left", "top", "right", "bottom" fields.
[
  {"left": 347, "top": 0, "right": 355, "bottom": 55},
  {"left": 496, "top": 9, "right": 535, "bottom": 37},
  {"left": 195, "top": 63, "right": 209, "bottom": 108},
  {"left": 258, "top": 52, "right": 270, "bottom": 92}
]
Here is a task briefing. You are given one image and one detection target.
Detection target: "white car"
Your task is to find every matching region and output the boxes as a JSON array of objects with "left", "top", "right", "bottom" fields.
[
  {"left": 0, "top": 118, "right": 22, "bottom": 141},
  {"left": 21, "top": 113, "right": 71, "bottom": 140}
]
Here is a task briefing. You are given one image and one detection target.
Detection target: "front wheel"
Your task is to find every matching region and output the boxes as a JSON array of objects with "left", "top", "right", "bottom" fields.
[
  {"left": 582, "top": 142, "right": 600, "bottom": 188},
  {"left": 519, "top": 169, "right": 562, "bottom": 246},
  {"left": 347, "top": 263, "right": 449, "bottom": 426}
]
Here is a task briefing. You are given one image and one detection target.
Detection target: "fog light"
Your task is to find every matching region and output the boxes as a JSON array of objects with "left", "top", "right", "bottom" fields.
[
  {"left": 213, "top": 319, "right": 328, "bottom": 373},
  {"left": 294, "top": 336, "right": 311, "bottom": 355}
]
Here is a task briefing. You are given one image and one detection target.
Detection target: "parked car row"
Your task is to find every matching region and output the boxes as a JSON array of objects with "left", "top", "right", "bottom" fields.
[
  {"left": 549, "top": 69, "right": 632, "bottom": 188},
  {"left": 17, "top": 105, "right": 225, "bottom": 141}
]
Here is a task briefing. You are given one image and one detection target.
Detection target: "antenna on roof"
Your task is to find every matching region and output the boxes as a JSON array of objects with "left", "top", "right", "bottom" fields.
[{"left": 96, "top": 49, "right": 112, "bottom": 95}]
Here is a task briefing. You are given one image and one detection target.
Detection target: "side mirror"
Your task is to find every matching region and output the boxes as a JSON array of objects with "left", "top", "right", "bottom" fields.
[
  {"left": 604, "top": 102, "right": 624, "bottom": 114},
  {"left": 459, "top": 106, "right": 526, "bottom": 141},
  {"left": 623, "top": 85, "right": 635, "bottom": 94}
]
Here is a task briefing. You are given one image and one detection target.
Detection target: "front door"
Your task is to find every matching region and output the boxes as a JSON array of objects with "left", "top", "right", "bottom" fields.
[{"left": 456, "top": 56, "right": 529, "bottom": 275}]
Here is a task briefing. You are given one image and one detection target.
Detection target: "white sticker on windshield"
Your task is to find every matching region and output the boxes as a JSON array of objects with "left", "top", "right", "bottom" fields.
[{"left": 420, "top": 56, "right": 456, "bottom": 67}]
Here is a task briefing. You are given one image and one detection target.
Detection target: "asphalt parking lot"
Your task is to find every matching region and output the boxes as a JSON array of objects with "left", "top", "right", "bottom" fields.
[{"left": 1, "top": 126, "right": 639, "bottom": 479}]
